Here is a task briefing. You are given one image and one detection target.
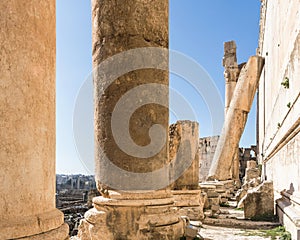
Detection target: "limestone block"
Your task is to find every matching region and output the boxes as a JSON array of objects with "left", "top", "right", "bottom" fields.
[
  {"left": 237, "top": 177, "right": 261, "bottom": 206},
  {"left": 202, "top": 193, "right": 209, "bottom": 209},
  {"left": 199, "top": 136, "right": 220, "bottom": 182},
  {"left": 211, "top": 205, "right": 220, "bottom": 212},
  {"left": 247, "top": 160, "right": 257, "bottom": 169},
  {"left": 208, "top": 198, "right": 220, "bottom": 208},
  {"left": 244, "top": 168, "right": 261, "bottom": 182},
  {"left": 172, "top": 190, "right": 204, "bottom": 220},
  {"left": 243, "top": 181, "right": 274, "bottom": 219},
  {"left": 206, "top": 190, "right": 219, "bottom": 198},
  {"left": 169, "top": 121, "right": 199, "bottom": 190}
]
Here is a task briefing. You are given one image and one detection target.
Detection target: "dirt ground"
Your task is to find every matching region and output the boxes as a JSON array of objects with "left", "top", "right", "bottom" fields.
[{"left": 200, "top": 224, "right": 273, "bottom": 240}]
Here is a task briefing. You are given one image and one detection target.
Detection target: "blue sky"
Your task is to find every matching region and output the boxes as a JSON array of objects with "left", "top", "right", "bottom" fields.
[{"left": 56, "top": 1, "right": 261, "bottom": 174}]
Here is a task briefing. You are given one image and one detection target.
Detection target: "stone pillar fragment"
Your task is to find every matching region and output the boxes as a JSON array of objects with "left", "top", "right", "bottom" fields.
[
  {"left": 208, "top": 56, "right": 264, "bottom": 181},
  {"left": 169, "top": 120, "right": 199, "bottom": 190},
  {"left": 0, "top": 0, "right": 68, "bottom": 239},
  {"left": 169, "top": 121, "right": 203, "bottom": 220},
  {"left": 223, "top": 41, "right": 244, "bottom": 183},
  {"left": 223, "top": 41, "right": 240, "bottom": 115}
]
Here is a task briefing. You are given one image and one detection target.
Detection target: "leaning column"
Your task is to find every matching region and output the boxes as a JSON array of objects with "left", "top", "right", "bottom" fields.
[
  {"left": 78, "top": 0, "right": 184, "bottom": 239},
  {"left": 0, "top": 1, "right": 68, "bottom": 239},
  {"left": 208, "top": 56, "right": 264, "bottom": 181}
]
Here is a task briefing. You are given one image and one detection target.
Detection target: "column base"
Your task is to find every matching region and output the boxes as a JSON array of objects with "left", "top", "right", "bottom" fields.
[
  {"left": 0, "top": 208, "right": 69, "bottom": 239},
  {"left": 16, "top": 223, "right": 69, "bottom": 240},
  {"left": 78, "top": 190, "right": 185, "bottom": 240},
  {"left": 171, "top": 190, "right": 204, "bottom": 220}
]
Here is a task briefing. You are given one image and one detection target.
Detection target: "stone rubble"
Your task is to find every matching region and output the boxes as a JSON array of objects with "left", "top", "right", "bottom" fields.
[{"left": 240, "top": 181, "right": 274, "bottom": 220}]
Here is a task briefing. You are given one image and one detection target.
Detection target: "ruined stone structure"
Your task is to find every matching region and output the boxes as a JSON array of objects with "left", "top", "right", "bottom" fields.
[
  {"left": 223, "top": 41, "right": 245, "bottom": 184},
  {"left": 169, "top": 121, "right": 199, "bottom": 190},
  {"left": 169, "top": 121, "right": 204, "bottom": 220},
  {"left": 242, "top": 181, "right": 274, "bottom": 220},
  {"left": 257, "top": 0, "right": 300, "bottom": 238},
  {"left": 239, "top": 147, "right": 257, "bottom": 180},
  {"left": 0, "top": 1, "right": 69, "bottom": 239},
  {"left": 208, "top": 55, "right": 264, "bottom": 181},
  {"left": 199, "top": 136, "right": 219, "bottom": 181}
]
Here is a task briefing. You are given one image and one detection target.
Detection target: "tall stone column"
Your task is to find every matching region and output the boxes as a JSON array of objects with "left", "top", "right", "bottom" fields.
[
  {"left": 93, "top": 0, "right": 169, "bottom": 192},
  {"left": 0, "top": 1, "right": 68, "bottom": 239},
  {"left": 223, "top": 41, "right": 243, "bottom": 184},
  {"left": 78, "top": 1, "right": 185, "bottom": 239},
  {"left": 208, "top": 56, "right": 264, "bottom": 181}
]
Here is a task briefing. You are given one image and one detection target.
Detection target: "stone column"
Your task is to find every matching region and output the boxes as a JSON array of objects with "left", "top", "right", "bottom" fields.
[
  {"left": 0, "top": 1, "right": 68, "bottom": 239},
  {"left": 223, "top": 41, "right": 242, "bottom": 184},
  {"left": 208, "top": 56, "right": 264, "bottom": 181},
  {"left": 78, "top": 1, "right": 185, "bottom": 239},
  {"left": 93, "top": 0, "right": 169, "bottom": 192}
]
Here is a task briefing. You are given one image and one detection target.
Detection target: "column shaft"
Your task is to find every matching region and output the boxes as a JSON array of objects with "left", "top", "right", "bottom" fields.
[
  {"left": 0, "top": 1, "right": 68, "bottom": 239},
  {"left": 93, "top": 0, "right": 169, "bottom": 191}
]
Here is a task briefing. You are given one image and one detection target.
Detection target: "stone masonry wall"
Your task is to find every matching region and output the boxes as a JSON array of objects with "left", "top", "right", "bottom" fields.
[
  {"left": 257, "top": 0, "right": 300, "bottom": 238},
  {"left": 257, "top": 0, "right": 300, "bottom": 199},
  {"left": 199, "top": 136, "right": 219, "bottom": 182}
]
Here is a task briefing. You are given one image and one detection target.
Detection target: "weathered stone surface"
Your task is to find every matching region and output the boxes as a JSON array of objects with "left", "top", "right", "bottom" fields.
[
  {"left": 276, "top": 190, "right": 300, "bottom": 240},
  {"left": 0, "top": 0, "right": 68, "bottom": 238},
  {"left": 15, "top": 223, "right": 69, "bottom": 240},
  {"left": 169, "top": 121, "right": 199, "bottom": 190},
  {"left": 208, "top": 56, "right": 265, "bottom": 181},
  {"left": 242, "top": 181, "right": 274, "bottom": 219},
  {"left": 223, "top": 41, "right": 240, "bottom": 115},
  {"left": 199, "top": 136, "right": 219, "bottom": 181},
  {"left": 87, "top": 1, "right": 184, "bottom": 238},
  {"left": 78, "top": 191, "right": 185, "bottom": 240},
  {"left": 241, "top": 160, "right": 261, "bottom": 189},
  {"left": 93, "top": 0, "right": 169, "bottom": 191},
  {"left": 222, "top": 42, "right": 243, "bottom": 184},
  {"left": 257, "top": 0, "right": 300, "bottom": 237},
  {"left": 236, "top": 177, "right": 261, "bottom": 205},
  {"left": 246, "top": 160, "right": 257, "bottom": 169},
  {"left": 244, "top": 168, "right": 261, "bottom": 182},
  {"left": 172, "top": 190, "right": 204, "bottom": 220}
]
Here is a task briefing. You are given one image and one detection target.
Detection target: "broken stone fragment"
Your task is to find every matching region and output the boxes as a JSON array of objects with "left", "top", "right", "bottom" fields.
[{"left": 241, "top": 181, "right": 274, "bottom": 219}]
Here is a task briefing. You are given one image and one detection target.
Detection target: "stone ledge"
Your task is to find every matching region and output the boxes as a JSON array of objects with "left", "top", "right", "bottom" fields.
[
  {"left": 93, "top": 195, "right": 174, "bottom": 207},
  {"left": 0, "top": 208, "right": 66, "bottom": 239},
  {"left": 16, "top": 223, "right": 69, "bottom": 240},
  {"left": 276, "top": 197, "right": 300, "bottom": 240},
  {"left": 277, "top": 197, "right": 300, "bottom": 227},
  {"left": 203, "top": 217, "right": 280, "bottom": 230}
]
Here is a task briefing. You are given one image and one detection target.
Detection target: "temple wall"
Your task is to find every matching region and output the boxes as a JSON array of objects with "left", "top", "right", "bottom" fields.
[
  {"left": 258, "top": 0, "right": 300, "bottom": 196},
  {"left": 257, "top": 0, "right": 300, "bottom": 238}
]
